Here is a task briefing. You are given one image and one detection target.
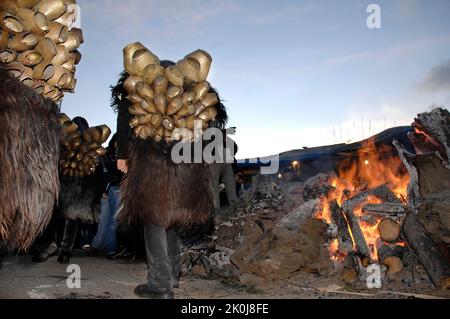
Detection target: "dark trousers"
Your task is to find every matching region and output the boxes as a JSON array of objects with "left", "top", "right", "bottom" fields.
[
  {"left": 144, "top": 224, "right": 181, "bottom": 293},
  {"left": 118, "top": 225, "right": 143, "bottom": 255},
  {"left": 60, "top": 219, "right": 79, "bottom": 256}
]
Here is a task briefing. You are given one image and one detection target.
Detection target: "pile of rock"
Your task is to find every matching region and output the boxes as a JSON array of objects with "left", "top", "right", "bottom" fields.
[{"left": 181, "top": 176, "right": 332, "bottom": 285}]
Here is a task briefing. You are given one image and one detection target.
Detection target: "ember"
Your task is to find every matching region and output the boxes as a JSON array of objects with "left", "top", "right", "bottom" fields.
[{"left": 317, "top": 138, "right": 409, "bottom": 263}]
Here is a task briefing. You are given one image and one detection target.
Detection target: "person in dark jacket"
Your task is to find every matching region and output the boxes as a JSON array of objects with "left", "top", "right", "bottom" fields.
[
  {"left": 112, "top": 60, "right": 228, "bottom": 299},
  {"left": 210, "top": 129, "right": 239, "bottom": 211},
  {"left": 90, "top": 134, "right": 123, "bottom": 257},
  {"left": 57, "top": 116, "right": 104, "bottom": 264}
]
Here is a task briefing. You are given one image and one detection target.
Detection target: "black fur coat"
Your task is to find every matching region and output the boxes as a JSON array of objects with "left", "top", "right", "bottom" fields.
[
  {"left": 117, "top": 139, "right": 213, "bottom": 229},
  {"left": 58, "top": 167, "right": 104, "bottom": 223}
]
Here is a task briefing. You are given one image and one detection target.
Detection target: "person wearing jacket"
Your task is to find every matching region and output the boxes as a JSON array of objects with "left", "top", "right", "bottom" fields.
[
  {"left": 112, "top": 60, "right": 228, "bottom": 299},
  {"left": 57, "top": 116, "right": 105, "bottom": 264},
  {"left": 210, "top": 130, "right": 239, "bottom": 211},
  {"left": 90, "top": 134, "right": 123, "bottom": 258}
]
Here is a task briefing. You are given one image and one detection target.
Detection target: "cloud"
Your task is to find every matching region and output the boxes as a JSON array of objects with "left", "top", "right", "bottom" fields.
[
  {"left": 395, "top": 0, "right": 421, "bottom": 18},
  {"left": 326, "top": 36, "right": 450, "bottom": 66},
  {"left": 419, "top": 59, "right": 450, "bottom": 93},
  {"left": 243, "top": 4, "right": 309, "bottom": 26},
  {"left": 235, "top": 91, "right": 450, "bottom": 159},
  {"left": 79, "top": 0, "right": 318, "bottom": 37},
  {"left": 78, "top": 0, "right": 237, "bottom": 37}
]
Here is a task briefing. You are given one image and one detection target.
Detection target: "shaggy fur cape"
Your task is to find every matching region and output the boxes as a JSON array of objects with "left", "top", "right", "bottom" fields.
[
  {"left": 0, "top": 67, "right": 61, "bottom": 251},
  {"left": 59, "top": 168, "right": 103, "bottom": 223},
  {"left": 117, "top": 139, "right": 213, "bottom": 229}
]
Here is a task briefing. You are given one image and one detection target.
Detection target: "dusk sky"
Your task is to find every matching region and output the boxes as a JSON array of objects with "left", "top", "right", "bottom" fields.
[{"left": 62, "top": 0, "right": 450, "bottom": 158}]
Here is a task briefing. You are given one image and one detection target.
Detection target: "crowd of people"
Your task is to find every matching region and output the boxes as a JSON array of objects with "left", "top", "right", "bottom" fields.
[
  {"left": 32, "top": 131, "right": 129, "bottom": 264},
  {"left": 24, "top": 66, "right": 250, "bottom": 298},
  {"left": 0, "top": 0, "right": 257, "bottom": 299}
]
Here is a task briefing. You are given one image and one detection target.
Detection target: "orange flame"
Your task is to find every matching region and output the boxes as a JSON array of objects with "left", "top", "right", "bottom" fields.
[
  {"left": 317, "top": 138, "right": 409, "bottom": 262},
  {"left": 413, "top": 127, "right": 442, "bottom": 154}
]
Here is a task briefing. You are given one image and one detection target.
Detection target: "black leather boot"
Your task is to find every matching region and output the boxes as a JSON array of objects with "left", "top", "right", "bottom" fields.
[
  {"left": 32, "top": 242, "right": 58, "bottom": 263},
  {"left": 134, "top": 284, "right": 174, "bottom": 299},
  {"left": 57, "top": 250, "right": 72, "bottom": 264}
]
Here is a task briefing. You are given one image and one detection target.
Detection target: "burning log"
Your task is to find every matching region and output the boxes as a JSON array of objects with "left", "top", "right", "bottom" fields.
[
  {"left": 394, "top": 144, "right": 450, "bottom": 228},
  {"left": 393, "top": 140, "right": 422, "bottom": 209},
  {"left": 393, "top": 108, "right": 450, "bottom": 290},
  {"left": 362, "top": 203, "right": 406, "bottom": 216},
  {"left": 330, "top": 200, "right": 353, "bottom": 254},
  {"left": 338, "top": 185, "right": 404, "bottom": 266},
  {"left": 370, "top": 186, "right": 402, "bottom": 204},
  {"left": 302, "top": 171, "right": 337, "bottom": 201},
  {"left": 410, "top": 107, "right": 450, "bottom": 162},
  {"left": 378, "top": 218, "right": 401, "bottom": 243},
  {"left": 342, "top": 205, "right": 371, "bottom": 266},
  {"left": 343, "top": 185, "right": 403, "bottom": 213},
  {"left": 403, "top": 213, "right": 450, "bottom": 290}
]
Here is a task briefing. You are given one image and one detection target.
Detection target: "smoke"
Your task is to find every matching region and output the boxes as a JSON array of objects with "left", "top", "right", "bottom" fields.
[{"left": 419, "top": 59, "right": 450, "bottom": 93}]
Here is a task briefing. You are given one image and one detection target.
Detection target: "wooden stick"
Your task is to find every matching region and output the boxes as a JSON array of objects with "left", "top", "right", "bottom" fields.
[
  {"left": 413, "top": 108, "right": 450, "bottom": 162},
  {"left": 344, "top": 184, "right": 402, "bottom": 214},
  {"left": 342, "top": 205, "right": 371, "bottom": 265},
  {"left": 393, "top": 140, "right": 422, "bottom": 210},
  {"left": 330, "top": 200, "right": 353, "bottom": 254},
  {"left": 362, "top": 203, "right": 406, "bottom": 215}
]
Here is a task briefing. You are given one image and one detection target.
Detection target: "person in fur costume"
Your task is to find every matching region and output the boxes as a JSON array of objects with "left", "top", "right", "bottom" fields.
[
  {"left": 0, "top": 66, "right": 61, "bottom": 252},
  {"left": 57, "top": 116, "right": 105, "bottom": 264},
  {"left": 113, "top": 59, "right": 228, "bottom": 298}
]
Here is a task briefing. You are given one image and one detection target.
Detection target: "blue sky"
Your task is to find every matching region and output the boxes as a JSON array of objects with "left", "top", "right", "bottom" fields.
[{"left": 61, "top": 0, "right": 450, "bottom": 158}]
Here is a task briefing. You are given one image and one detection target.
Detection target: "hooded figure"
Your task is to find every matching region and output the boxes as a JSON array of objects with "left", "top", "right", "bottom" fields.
[
  {"left": 59, "top": 117, "right": 104, "bottom": 222},
  {"left": 0, "top": 66, "right": 61, "bottom": 251},
  {"left": 113, "top": 58, "right": 228, "bottom": 298},
  {"left": 57, "top": 116, "right": 105, "bottom": 263}
]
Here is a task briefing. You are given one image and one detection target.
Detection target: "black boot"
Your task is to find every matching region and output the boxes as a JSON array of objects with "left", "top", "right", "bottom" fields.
[
  {"left": 32, "top": 242, "right": 58, "bottom": 263},
  {"left": 134, "top": 284, "right": 174, "bottom": 299},
  {"left": 57, "top": 251, "right": 71, "bottom": 264}
]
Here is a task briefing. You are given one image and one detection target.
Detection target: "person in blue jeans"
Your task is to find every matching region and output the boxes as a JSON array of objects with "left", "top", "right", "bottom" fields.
[
  {"left": 92, "top": 186, "right": 120, "bottom": 257},
  {"left": 91, "top": 134, "right": 123, "bottom": 258}
]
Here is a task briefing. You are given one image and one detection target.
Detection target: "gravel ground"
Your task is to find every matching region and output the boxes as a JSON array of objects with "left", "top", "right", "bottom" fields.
[
  {"left": 0, "top": 251, "right": 273, "bottom": 299},
  {"left": 1, "top": 250, "right": 449, "bottom": 299}
]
